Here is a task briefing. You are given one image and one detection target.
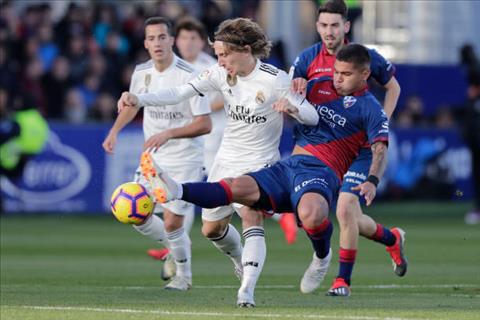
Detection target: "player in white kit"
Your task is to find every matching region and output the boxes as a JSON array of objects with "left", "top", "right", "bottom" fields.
[
  {"left": 117, "top": 18, "right": 319, "bottom": 305},
  {"left": 102, "top": 17, "right": 211, "bottom": 291},
  {"left": 146, "top": 17, "right": 224, "bottom": 261}
]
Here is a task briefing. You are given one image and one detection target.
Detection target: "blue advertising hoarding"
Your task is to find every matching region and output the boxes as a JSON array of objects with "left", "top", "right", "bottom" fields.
[{"left": 0, "top": 123, "right": 474, "bottom": 213}]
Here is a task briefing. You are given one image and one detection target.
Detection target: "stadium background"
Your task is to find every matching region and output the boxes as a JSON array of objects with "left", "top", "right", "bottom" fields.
[{"left": 1, "top": 1, "right": 479, "bottom": 319}]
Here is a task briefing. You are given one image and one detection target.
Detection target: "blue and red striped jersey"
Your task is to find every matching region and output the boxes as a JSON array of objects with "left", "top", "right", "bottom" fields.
[
  {"left": 291, "top": 42, "right": 395, "bottom": 85},
  {"left": 294, "top": 77, "right": 389, "bottom": 180}
]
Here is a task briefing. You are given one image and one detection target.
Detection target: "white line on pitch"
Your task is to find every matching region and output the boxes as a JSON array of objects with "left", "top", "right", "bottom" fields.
[
  {"left": 13, "top": 305, "right": 426, "bottom": 320},
  {"left": 108, "top": 283, "right": 477, "bottom": 290}
]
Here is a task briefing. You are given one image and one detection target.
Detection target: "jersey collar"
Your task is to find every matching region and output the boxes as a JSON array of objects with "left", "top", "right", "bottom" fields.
[{"left": 238, "top": 59, "right": 260, "bottom": 81}]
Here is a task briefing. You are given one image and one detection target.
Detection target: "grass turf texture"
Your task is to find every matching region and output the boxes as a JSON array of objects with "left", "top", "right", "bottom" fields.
[{"left": 1, "top": 201, "right": 479, "bottom": 320}]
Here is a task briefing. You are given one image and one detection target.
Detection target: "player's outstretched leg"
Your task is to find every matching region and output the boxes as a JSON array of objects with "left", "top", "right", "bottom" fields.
[
  {"left": 140, "top": 152, "right": 180, "bottom": 203},
  {"left": 386, "top": 227, "right": 408, "bottom": 276}
]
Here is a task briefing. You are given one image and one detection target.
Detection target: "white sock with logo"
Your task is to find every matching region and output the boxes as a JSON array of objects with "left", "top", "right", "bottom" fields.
[
  {"left": 166, "top": 227, "right": 192, "bottom": 278},
  {"left": 239, "top": 226, "right": 266, "bottom": 300},
  {"left": 209, "top": 224, "right": 243, "bottom": 270}
]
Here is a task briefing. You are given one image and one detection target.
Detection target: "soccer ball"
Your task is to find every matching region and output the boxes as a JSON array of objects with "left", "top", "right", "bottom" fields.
[{"left": 110, "top": 182, "right": 154, "bottom": 225}]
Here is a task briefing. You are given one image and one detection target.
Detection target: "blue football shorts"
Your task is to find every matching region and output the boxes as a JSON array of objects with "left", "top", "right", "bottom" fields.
[
  {"left": 246, "top": 155, "right": 340, "bottom": 214},
  {"left": 340, "top": 147, "right": 372, "bottom": 200}
]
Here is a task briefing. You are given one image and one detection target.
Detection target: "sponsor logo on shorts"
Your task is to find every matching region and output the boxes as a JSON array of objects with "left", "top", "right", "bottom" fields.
[
  {"left": 294, "top": 177, "right": 329, "bottom": 192},
  {"left": 343, "top": 171, "right": 366, "bottom": 181}
]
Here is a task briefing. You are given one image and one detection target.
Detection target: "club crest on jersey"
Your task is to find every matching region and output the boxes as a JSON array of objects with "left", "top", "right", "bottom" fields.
[
  {"left": 255, "top": 91, "right": 266, "bottom": 104},
  {"left": 343, "top": 96, "right": 357, "bottom": 108},
  {"left": 199, "top": 69, "right": 211, "bottom": 80},
  {"left": 144, "top": 74, "right": 151, "bottom": 87}
]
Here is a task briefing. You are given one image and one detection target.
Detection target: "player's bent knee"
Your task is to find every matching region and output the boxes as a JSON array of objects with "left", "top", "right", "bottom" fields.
[{"left": 297, "top": 193, "right": 329, "bottom": 229}]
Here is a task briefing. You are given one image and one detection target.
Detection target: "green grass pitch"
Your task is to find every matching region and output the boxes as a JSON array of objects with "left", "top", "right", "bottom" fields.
[{"left": 1, "top": 201, "right": 479, "bottom": 320}]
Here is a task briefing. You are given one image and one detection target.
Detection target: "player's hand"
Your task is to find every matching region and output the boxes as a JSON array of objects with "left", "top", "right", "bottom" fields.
[
  {"left": 351, "top": 182, "right": 377, "bottom": 206},
  {"left": 143, "top": 131, "right": 172, "bottom": 152},
  {"left": 117, "top": 92, "right": 139, "bottom": 113},
  {"left": 291, "top": 78, "right": 307, "bottom": 97},
  {"left": 102, "top": 131, "right": 117, "bottom": 154},
  {"left": 273, "top": 98, "right": 298, "bottom": 116}
]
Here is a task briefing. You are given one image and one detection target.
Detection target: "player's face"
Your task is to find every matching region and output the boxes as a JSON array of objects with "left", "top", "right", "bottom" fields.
[
  {"left": 333, "top": 60, "right": 370, "bottom": 96},
  {"left": 175, "top": 29, "right": 204, "bottom": 62},
  {"left": 144, "top": 24, "right": 174, "bottom": 63},
  {"left": 213, "top": 41, "right": 249, "bottom": 76},
  {"left": 316, "top": 13, "right": 350, "bottom": 52}
]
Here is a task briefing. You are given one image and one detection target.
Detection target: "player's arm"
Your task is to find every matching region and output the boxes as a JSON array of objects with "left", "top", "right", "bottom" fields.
[
  {"left": 382, "top": 76, "right": 401, "bottom": 119},
  {"left": 273, "top": 72, "right": 319, "bottom": 125},
  {"left": 117, "top": 84, "right": 199, "bottom": 112},
  {"left": 209, "top": 98, "right": 224, "bottom": 112},
  {"left": 352, "top": 141, "right": 388, "bottom": 206},
  {"left": 102, "top": 106, "right": 139, "bottom": 154},
  {"left": 143, "top": 114, "right": 211, "bottom": 152},
  {"left": 272, "top": 94, "right": 319, "bottom": 125},
  {"left": 118, "top": 66, "right": 220, "bottom": 112}
]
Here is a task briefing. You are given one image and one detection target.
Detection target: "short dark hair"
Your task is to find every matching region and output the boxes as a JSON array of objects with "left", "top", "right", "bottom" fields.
[
  {"left": 144, "top": 17, "right": 173, "bottom": 36},
  {"left": 174, "top": 17, "right": 207, "bottom": 41},
  {"left": 317, "top": 0, "right": 348, "bottom": 20},
  {"left": 336, "top": 43, "right": 371, "bottom": 70}
]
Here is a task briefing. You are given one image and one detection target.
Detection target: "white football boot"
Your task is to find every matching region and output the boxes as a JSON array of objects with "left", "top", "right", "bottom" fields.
[
  {"left": 140, "top": 152, "right": 179, "bottom": 203},
  {"left": 300, "top": 249, "right": 332, "bottom": 294},
  {"left": 237, "top": 286, "right": 255, "bottom": 308},
  {"left": 160, "top": 253, "right": 177, "bottom": 281},
  {"left": 164, "top": 275, "right": 192, "bottom": 291}
]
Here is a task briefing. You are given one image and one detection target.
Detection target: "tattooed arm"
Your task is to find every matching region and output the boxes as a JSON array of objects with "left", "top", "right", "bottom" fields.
[{"left": 351, "top": 141, "right": 388, "bottom": 206}]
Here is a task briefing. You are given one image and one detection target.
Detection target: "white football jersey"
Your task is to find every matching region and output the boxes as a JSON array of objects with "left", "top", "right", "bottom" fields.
[
  {"left": 189, "top": 59, "right": 289, "bottom": 168},
  {"left": 130, "top": 55, "right": 210, "bottom": 167},
  {"left": 190, "top": 52, "right": 225, "bottom": 134}
]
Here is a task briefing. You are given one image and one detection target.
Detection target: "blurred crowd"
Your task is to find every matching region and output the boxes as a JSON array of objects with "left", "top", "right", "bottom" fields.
[
  {"left": 0, "top": 0, "right": 261, "bottom": 123},
  {"left": 0, "top": 0, "right": 477, "bottom": 131}
]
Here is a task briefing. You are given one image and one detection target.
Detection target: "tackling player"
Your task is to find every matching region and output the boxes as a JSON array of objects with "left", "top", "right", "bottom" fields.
[
  {"left": 117, "top": 18, "right": 318, "bottom": 306},
  {"left": 102, "top": 17, "right": 211, "bottom": 291},
  {"left": 131, "top": 44, "right": 390, "bottom": 307},
  {"left": 290, "top": 0, "right": 406, "bottom": 296}
]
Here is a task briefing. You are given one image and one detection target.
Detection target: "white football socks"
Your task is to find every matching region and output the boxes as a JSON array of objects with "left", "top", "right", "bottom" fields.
[
  {"left": 240, "top": 226, "right": 266, "bottom": 300},
  {"left": 133, "top": 214, "right": 169, "bottom": 248},
  {"left": 166, "top": 227, "right": 192, "bottom": 279},
  {"left": 210, "top": 224, "right": 243, "bottom": 270},
  {"left": 182, "top": 209, "right": 195, "bottom": 235}
]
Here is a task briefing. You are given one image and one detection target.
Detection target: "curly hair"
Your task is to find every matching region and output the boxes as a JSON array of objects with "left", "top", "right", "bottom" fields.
[{"left": 213, "top": 18, "right": 272, "bottom": 59}]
